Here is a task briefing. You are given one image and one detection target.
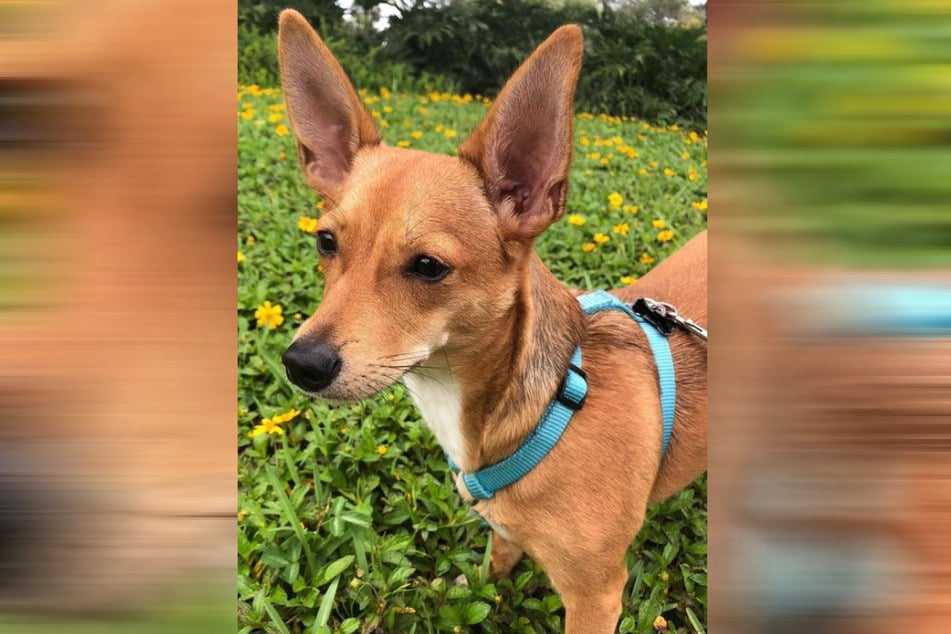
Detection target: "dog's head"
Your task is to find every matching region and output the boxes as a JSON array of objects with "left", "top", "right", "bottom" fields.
[{"left": 277, "top": 10, "right": 582, "bottom": 399}]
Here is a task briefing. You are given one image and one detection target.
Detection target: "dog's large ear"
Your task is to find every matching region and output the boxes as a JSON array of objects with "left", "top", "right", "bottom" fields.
[
  {"left": 278, "top": 9, "right": 380, "bottom": 199},
  {"left": 458, "top": 26, "right": 582, "bottom": 241}
]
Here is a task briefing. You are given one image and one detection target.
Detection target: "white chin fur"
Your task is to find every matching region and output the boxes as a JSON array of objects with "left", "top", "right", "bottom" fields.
[{"left": 403, "top": 363, "right": 465, "bottom": 468}]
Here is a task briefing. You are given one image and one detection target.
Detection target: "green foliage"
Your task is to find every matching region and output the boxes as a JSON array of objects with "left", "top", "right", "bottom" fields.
[
  {"left": 237, "top": 0, "right": 707, "bottom": 128},
  {"left": 238, "top": 24, "right": 459, "bottom": 97},
  {"left": 384, "top": 1, "right": 707, "bottom": 126},
  {"left": 580, "top": 16, "right": 706, "bottom": 127},
  {"left": 238, "top": 85, "right": 706, "bottom": 632}
]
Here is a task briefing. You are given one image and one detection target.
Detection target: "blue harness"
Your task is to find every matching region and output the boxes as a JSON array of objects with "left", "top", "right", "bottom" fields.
[{"left": 449, "top": 290, "right": 678, "bottom": 500}]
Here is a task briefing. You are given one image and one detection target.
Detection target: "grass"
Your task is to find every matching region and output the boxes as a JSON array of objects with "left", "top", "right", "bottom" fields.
[{"left": 238, "top": 84, "right": 707, "bottom": 634}]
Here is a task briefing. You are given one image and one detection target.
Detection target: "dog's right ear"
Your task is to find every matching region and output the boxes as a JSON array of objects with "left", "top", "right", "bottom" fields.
[{"left": 278, "top": 10, "right": 380, "bottom": 200}]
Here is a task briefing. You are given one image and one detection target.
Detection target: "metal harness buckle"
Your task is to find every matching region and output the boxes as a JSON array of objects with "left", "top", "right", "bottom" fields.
[{"left": 631, "top": 297, "right": 708, "bottom": 341}]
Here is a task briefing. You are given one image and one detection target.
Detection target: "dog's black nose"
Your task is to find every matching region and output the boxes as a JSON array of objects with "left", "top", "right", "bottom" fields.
[{"left": 282, "top": 339, "right": 342, "bottom": 392}]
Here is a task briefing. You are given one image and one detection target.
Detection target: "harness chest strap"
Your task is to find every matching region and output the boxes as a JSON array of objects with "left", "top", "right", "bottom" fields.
[{"left": 450, "top": 290, "right": 677, "bottom": 502}]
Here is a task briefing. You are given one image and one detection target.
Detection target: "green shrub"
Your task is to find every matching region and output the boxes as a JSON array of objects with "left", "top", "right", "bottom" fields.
[
  {"left": 238, "top": 23, "right": 459, "bottom": 95},
  {"left": 238, "top": 1, "right": 706, "bottom": 127}
]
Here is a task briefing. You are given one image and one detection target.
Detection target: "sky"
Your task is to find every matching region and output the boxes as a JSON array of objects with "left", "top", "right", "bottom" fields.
[{"left": 335, "top": 0, "right": 707, "bottom": 30}]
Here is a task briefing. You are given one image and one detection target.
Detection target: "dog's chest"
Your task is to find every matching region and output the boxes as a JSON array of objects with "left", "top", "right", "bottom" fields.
[{"left": 403, "top": 369, "right": 465, "bottom": 467}]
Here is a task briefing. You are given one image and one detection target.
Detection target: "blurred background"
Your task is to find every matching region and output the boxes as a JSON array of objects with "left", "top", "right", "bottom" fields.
[
  {"left": 0, "top": 0, "right": 235, "bottom": 631},
  {"left": 708, "top": 1, "right": 950, "bottom": 632}
]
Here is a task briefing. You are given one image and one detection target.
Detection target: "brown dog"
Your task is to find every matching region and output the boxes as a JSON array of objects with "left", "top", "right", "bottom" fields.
[{"left": 277, "top": 10, "right": 707, "bottom": 632}]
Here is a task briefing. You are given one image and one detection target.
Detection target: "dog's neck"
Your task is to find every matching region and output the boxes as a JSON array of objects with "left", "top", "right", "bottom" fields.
[{"left": 407, "top": 254, "right": 584, "bottom": 472}]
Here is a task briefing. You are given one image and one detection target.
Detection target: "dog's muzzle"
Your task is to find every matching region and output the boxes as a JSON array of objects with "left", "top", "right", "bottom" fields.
[{"left": 282, "top": 339, "right": 342, "bottom": 392}]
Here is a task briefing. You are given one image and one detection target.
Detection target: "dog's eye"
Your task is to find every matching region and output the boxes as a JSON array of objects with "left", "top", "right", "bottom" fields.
[
  {"left": 407, "top": 255, "right": 450, "bottom": 282},
  {"left": 316, "top": 231, "right": 337, "bottom": 255}
]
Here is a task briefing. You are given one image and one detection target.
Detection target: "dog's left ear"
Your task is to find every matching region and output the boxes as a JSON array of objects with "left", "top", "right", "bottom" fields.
[{"left": 458, "top": 25, "right": 582, "bottom": 241}]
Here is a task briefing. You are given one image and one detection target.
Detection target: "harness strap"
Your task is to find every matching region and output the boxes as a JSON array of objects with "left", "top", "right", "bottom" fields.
[
  {"left": 449, "top": 347, "right": 587, "bottom": 500},
  {"left": 449, "top": 290, "right": 677, "bottom": 500},
  {"left": 577, "top": 290, "right": 677, "bottom": 456}
]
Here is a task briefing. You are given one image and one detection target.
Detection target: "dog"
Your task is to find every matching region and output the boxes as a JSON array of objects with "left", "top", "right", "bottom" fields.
[{"left": 277, "top": 10, "right": 707, "bottom": 632}]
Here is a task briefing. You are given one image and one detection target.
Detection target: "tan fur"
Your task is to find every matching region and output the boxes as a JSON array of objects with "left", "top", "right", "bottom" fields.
[{"left": 279, "top": 11, "right": 707, "bottom": 632}]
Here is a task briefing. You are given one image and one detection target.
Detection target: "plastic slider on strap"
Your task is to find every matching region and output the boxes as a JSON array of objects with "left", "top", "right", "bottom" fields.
[{"left": 556, "top": 363, "right": 587, "bottom": 411}]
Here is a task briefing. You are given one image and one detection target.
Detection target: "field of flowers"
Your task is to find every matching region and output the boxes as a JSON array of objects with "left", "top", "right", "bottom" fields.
[{"left": 238, "top": 83, "right": 707, "bottom": 634}]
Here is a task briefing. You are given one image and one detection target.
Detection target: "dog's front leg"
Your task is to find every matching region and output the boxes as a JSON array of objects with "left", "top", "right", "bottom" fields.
[
  {"left": 558, "top": 561, "right": 628, "bottom": 634},
  {"left": 488, "top": 531, "right": 524, "bottom": 578}
]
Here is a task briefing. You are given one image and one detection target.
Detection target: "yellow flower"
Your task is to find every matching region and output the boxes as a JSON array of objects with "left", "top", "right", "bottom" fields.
[
  {"left": 688, "top": 168, "right": 698, "bottom": 182},
  {"left": 641, "top": 253, "right": 656, "bottom": 265},
  {"left": 692, "top": 198, "right": 708, "bottom": 211},
  {"left": 444, "top": 128, "right": 456, "bottom": 138},
  {"left": 657, "top": 230, "right": 675, "bottom": 242},
  {"left": 667, "top": 124, "right": 679, "bottom": 131},
  {"left": 246, "top": 235, "right": 256, "bottom": 245},
  {"left": 649, "top": 160, "right": 659, "bottom": 168},
  {"left": 612, "top": 222, "right": 630, "bottom": 235},
  {"left": 419, "top": 106, "right": 429, "bottom": 116},
  {"left": 593, "top": 233, "right": 610, "bottom": 245},
  {"left": 612, "top": 136, "right": 624, "bottom": 144},
  {"left": 237, "top": 250, "right": 245, "bottom": 264},
  {"left": 653, "top": 615, "right": 668, "bottom": 631},
  {"left": 268, "top": 113, "right": 283, "bottom": 123},
  {"left": 638, "top": 168, "right": 648, "bottom": 176},
  {"left": 396, "top": 140, "right": 410, "bottom": 148},
  {"left": 255, "top": 301, "right": 285, "bottom": 330},
  {"left": 271, "top": 408, "right": 300, "bottom": 424},
  {"left": 248, "top": 417, "right": 285, "bottom": 438},
  {"left": 238, "top": 509, "right": 249, "bottom": 520},
  {"left": 279, "top": 151, "right": 286, "bottom": 159},
  {"left": 380, "top": 87, "right": 392, "bottom": 99},
  {"left": 567, "top": 214, "right": 586, "bottom": 226},
  {"left": 626, "top": 148, "right": 639, "bottom": 159},
  {"left": 268, "top": 103, "right": 285, "bottom": 112},
  {"left": 586, "top": 152, "right": 601, "bottom": 160},
  {"left": 376, "top": 445, "right": 388, "bottom": 456},
  {"left": 620, "top": 275, "right": 637, "bottom": 285},
  {"left": 435, "top": 123, "right": 444, "bottom": 132},
  {"left": 316, "top": 199, "right": 325, "bottom": 210},
  {"left": 599, "top": 157, "right": 610, "bottom": 166},
  {"left": 580, "top": 137, "right": 590, "bottom": 146},
  {"left": 410, "top": 130, "right": 422, "bottom": 139},
  {"left": 652, "top": 219, "right": 666, "bottom": 229},
  {"left": 275, "top": 124, "right": 289, "bottom": 137},
  {"left": 663, "top": 168, "right": 675, "bottom": 177},
  {"left": 382, "top": 105, "right": 393, "bottom": 114},
  {"left": 607, "top": 192, "right": 623, "bottom": 209},
  {"left": 623, "top": 204, "right": 639, "bottom": 214},
  {"left": 239, "top": 109, "right": 255, "bottom": 120},
  {"left": 581, "top": 243, "right": 596, "bottom": 253},
  {"left": 681, "top": 151, "right": 690, "bottom": 160},
  {"left": 298, "top": 216, "right": 318, "bottom": 234}
]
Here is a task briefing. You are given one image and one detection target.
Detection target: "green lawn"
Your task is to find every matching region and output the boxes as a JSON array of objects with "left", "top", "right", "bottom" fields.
[{"left": 238, "top": 83, "right": 707, "bottom": 634}]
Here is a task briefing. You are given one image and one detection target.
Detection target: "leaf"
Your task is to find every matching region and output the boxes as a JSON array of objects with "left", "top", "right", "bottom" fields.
[
  {"left": 463, "top": 601, "right": 492, "bottom": 625},
  {"left": 686, "top": 606, "right": 706, "bottom": 634},
  {"left": 317, "top": 555, "right": 355, "bottom": 587},
  {"left": 313, "top": 576, "right": 340, "bottom": 632}
]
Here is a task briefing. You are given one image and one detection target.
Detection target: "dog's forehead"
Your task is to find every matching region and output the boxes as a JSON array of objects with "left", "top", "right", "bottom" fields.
[{"left": 338, "top": 146, "right": 490, "bottom": 231}]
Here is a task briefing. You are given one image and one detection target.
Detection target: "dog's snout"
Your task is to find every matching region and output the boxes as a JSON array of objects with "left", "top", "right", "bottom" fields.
[{"left": 282, "top": 340, "right": 342, "bottom": 392}]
